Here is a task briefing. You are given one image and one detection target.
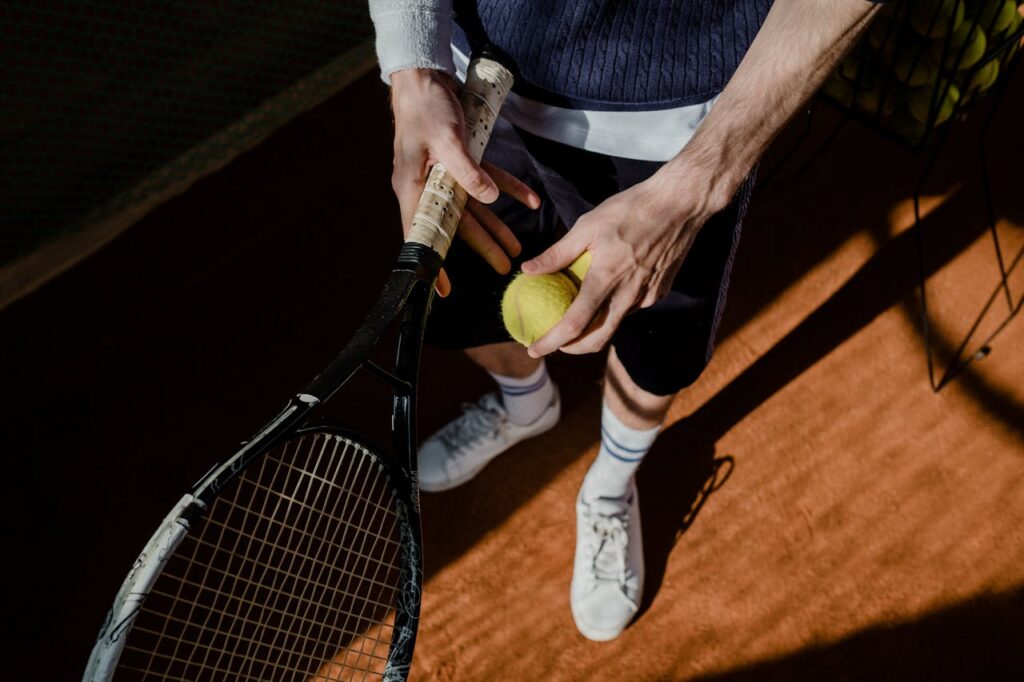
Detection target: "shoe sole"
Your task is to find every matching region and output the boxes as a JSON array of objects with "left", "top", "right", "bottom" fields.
[{"left": 570, "top": 612, "right": 631, "bottom": 642}]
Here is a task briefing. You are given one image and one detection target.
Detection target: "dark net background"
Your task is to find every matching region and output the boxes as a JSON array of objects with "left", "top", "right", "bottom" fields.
[{"left": 0, "top": 1, "right": 373, "bottom": 276}]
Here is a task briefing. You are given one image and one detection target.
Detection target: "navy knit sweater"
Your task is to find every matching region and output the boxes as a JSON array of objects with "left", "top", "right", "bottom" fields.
[
  {"left": 453, "top": 0, "right": 777, "bottom": 111},
  {"left": 455, "top": 1, "right": 893, "bottom": 113}
]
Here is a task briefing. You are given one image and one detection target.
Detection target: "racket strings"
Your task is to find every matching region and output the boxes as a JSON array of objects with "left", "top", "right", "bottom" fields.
[
  {"left": 118, "top": 433, "right": 408, "bottom": 681},
  {"left": 201, "top": 432, "right": 393, "bottom": 675}
]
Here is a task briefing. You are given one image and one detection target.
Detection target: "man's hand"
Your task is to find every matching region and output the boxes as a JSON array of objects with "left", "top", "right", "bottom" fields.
[
  {"left": 521, "top": 162, "right": 730, "bottom": 358},
  {"left": 520, "top": 0, "right": 880, "bottom": 357},
  {"left": 390, "top": 68, "right": 540, "bottom": 296}
]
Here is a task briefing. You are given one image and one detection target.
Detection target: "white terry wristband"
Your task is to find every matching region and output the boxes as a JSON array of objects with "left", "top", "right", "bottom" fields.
[{"left": 369, "top": 2, "right": 455, "bottom": 84}]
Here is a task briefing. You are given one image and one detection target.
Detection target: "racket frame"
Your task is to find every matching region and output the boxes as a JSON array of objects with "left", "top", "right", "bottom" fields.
[
  {"left": 84, "top": 47, "right": 514, "bottom": 682},
  {"left": 84, "top": 246, "right": 436, "bottom": 682}
]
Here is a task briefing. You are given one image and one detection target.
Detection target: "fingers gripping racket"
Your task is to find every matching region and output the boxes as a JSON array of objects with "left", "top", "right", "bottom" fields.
[{"left": 84, "top": 50, "right": 513, "bottom": 682}]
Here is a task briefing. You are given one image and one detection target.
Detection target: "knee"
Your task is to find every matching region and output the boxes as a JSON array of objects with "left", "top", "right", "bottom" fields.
[
  {"left": 618, "top": 355, "right": 709, "bottom": 396},
  {"left": 611, "top": 329, "right": 713, "bottom": 397}
]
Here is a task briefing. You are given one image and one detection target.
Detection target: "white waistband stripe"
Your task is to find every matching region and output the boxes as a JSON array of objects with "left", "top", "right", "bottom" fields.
[{"left": 453, "top": 46, "right": 716, "bottom": 163}]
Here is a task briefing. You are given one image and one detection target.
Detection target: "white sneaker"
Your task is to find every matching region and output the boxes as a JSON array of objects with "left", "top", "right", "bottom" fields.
[
  {"left": 417, "top": 389, "right": 560, "bottom": 492},
  {"left": 570, "top": 477, "right": 644, "bottom": 641}
]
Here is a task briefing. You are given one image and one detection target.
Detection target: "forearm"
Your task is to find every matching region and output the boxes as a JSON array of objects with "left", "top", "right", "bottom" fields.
[
  {"left": 368, "top": 0, "right": 455, "bottom": 83},
  {"left": 662, "top": 0, "right": 882, "bottom": 211}
]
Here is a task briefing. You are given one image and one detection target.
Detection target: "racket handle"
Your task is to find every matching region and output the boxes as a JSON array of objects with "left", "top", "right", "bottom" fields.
[{"left": 404, "top": 54, "right": 515, "bottom": 259}]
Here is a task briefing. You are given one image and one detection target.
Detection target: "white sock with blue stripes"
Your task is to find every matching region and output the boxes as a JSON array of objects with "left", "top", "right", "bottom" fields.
[
  {"left": 582, "top": 402, "right": 660, "bottom": 501},
  {"left": 488, "top": 361, "right": 555, "bottom": 426}
]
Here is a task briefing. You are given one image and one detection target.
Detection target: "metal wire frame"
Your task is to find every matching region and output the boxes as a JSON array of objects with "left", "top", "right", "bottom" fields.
[
  {"left": 913, "top": 47, "right": 1023, "bottom": 391},
  {"left": 757, "top": 17, "right": 1023, "bottom": 391}
]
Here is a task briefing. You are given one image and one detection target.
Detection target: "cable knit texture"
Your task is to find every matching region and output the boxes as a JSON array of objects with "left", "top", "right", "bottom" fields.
[
  {"left": 372, "top": 1, "right": 889, "bottom": 110},
  {"left": 452, "top": 0, "right": 774, "bottom": 110}
]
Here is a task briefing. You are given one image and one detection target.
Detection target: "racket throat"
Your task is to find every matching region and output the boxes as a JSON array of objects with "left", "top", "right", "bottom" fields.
[{"left": 392, "top": 282, "right": 432, "bottom": 513}]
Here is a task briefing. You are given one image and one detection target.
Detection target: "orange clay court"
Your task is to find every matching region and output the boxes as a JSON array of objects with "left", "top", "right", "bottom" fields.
[{"left": 3, "top": 50, "right": 1024, "bottom": 682}]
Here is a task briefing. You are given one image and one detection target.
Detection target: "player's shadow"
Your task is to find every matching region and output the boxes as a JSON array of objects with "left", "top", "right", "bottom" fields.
[
  {"left": 633, "top": 173, "right": 1024, "bottom": 613},
  {"left": 692, "top": 585, "right": 1024, "bottom": 680},
  {"left": 635, "top": 426, "right": 732, "bottom": 618}
]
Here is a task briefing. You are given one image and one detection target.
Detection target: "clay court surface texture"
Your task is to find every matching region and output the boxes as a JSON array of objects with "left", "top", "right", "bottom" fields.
[{"left": 3, "top": 70, "right": 1023, "bottom": 680}]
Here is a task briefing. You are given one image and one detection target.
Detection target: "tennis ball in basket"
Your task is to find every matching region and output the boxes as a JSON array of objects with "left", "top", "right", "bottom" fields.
[
  {"left": 908, "top": 79, "right": 961, "bottom": 123},
  {"left": 854, "top": 83, "right": 896, "bottom": 116},
  {"left": 976, "top": 0, "right": 1017, "bottom": 35},
  {"left": 911, "top": 0, "right": 965, "bottom": 38},
  {"left": 822, "top": 74, "right": 855, "bottom": 105},
  {"left": 932, "top": 23, "right": 987, "bottom": 69},
  {"left": 868, "top": 16, "right": 895, "bottom": 52},
  {"left": 1004, "top": 7, "right": 1023, "bottom": 38},
  {"left": 841, "top": 58, "right": 860, "bottom": 80},
  {"left": 502, "top": 272, "right": 579, "bottom": 346},
  {"left": 820, "top": 59, "right": 860, "bottom": 106},
  {"left": 894, "top": 50, "right": 939, "bottom": 86},
  {"left": 966, "top": 58, "right": 1000, "bottom": 94}
]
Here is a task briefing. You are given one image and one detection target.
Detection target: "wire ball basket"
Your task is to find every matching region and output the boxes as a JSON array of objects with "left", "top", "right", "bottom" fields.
[{"left": 821, "top": 0, "right": 1024, "bottom": 148}]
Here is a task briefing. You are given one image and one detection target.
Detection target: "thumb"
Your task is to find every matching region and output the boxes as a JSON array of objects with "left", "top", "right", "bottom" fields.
[{"left": 521, "top": 229, "right": 587, "bottom": 275}]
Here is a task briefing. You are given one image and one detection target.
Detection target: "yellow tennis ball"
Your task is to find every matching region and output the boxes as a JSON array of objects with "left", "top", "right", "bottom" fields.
[
  {"left": 966, "top": 58, "right": 1000, "bottom": 95},
  {"left": 1003, "top": 7, "right": 1023, "bottom": 38},
  {"left": 822, "top": 73, "right": 855, "bottom": 106},
  {"left": 932, "top": 23, "right": 987, "bottom": 69},
  {"left": 854, "top": 83, "right": 896, "bottom": 116},
  {"left": 854, "top": 84, "right": 883, "bottom": 114},
  {"left": 908, "top": 79, "right": 961, "bottom": 123},
  {"left": 911, "top": 0, "right": 965, "bottom": 38},
  {"left": 894, "top": 50, "right": 939, "bottom": 86},
  {"left": 868, "top": 15, "right": 896, "bottom": 52},
  {"left": 566, "top": 251, "right": 592, "bottom": 285},
  {"left": 838, "top": 57, "right": 862, "bottom": 82},
  {"left": 976, "top": 0, "right": 1017, "bottom": 34},
  {"left": 501, "top": 272, "right": 579, "bottom": 346}
]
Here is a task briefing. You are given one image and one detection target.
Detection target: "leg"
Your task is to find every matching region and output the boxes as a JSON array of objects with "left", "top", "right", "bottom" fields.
[
  {"left": 570, "top": 349, "right": 671, "bottom": 642},
  {"left": 464, "top": 341, "right": 539, "bottom": 378},
  {"left": 580, "top": 347, "right": 671, "bottom": 501},
  {"left": 416, "top": 340, "right": 560, "bottom": 491},
  {"left": 570, "top": 171, "right": 757, "bottom": 642},
  {"left": 415, "top": 119, "right": 567, "bottom": 491},
  {"left": 603, "top": 346, "right": 673, "bottom": 430},
  {"left": 465, "top": 341, "right": 556, "bottom": 427}
]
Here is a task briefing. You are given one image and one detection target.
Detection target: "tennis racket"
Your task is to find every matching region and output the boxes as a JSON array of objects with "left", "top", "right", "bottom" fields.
[{"left": 84, "top": 49, "right": 514, "bottom": 682}]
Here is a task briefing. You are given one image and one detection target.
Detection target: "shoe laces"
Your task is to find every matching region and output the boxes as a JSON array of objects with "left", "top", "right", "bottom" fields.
[
  {"left": 583, "top": 500, "right": 631, "bottom": 588},
  {"left": 439, "top": 393, "right": 508, "bottom": 453}
]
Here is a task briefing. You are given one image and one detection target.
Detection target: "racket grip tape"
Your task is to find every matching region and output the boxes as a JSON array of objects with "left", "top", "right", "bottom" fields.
[{"left": 404, "top": 55, "right": 515, "bottom": 260}]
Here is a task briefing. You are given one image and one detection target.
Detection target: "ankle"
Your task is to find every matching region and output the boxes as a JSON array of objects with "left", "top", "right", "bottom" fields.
[
  {"left": 582, "top": 402, "right": 659, "bottom": 501},
  {"left": 489, "top": 362, "right": 556, "bottom": 426}
]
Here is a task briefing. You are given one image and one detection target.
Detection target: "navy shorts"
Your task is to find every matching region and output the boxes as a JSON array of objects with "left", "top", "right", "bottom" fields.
[{"left": 425, "top": 118, "right": 755, "bottom": 396}]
